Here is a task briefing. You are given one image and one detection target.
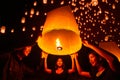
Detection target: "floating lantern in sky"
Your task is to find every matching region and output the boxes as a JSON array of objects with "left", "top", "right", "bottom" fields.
[
  {"left": 21, "top": 17, "right": 26, "bottom": 24},
  {"left": 37, "top": 6, "right": 82, "bottom": 55},
  {"left": 0, "top": 26, "right": 6, "bottom": 34}
]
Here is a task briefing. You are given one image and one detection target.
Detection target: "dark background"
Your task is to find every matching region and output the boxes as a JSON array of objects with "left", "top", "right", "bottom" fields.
[{"left": 0, "top": 0, "right": 120, "bottom": 79}]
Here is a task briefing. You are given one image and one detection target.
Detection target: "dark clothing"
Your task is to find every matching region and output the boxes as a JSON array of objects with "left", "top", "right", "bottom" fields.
[
  {"left": 90, "top": 66, "right": 119, "bottom": 80},
  {"left": 90, "top": 59, "right": 120, "bottom": 80},
  {"left": 49, "top": 68, "right": 68, "bottom": 80},
  {"left": 0, "top": 52, "right": 33, "bottom": 80}
]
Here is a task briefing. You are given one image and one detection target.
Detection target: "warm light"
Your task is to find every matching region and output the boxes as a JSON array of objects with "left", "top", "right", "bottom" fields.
[
  {"left": 36, "top": 11, "right": 39, "bottom": 16},
  {"left": 30, "top": 8, "right": 35, "bottom": 15},
  {"left": 31, "top": 34, "right": 34, "bottom": 37},
  {"left": 56, "top": 38, "right": 61, "bottom": 47},
  {"left": 33, "top": 1, "right": 37, "bottom": 6},
  {"left": 25, "top": 11, "right": 28, "bottom": 15},
  {"left": 22, "top": 26, "right": 26, "bottom": 31},
  {"left": 0, "top": 26, "right": 6, "bottom": 34},
  {"left": 32, "top": 27, "right": 36, "bottom": 31},
  {"left": 51, "top": 0, "right": 54, "bottom": 4},
  {"left": 56, "top": 38, "right": 62, "bottom": 50},
  {"left": 37, "top": 6, "right": 82, "bottom": 55},
  {"left": 30, "top": 14, "right": 33, "bottom": 18},
  {"left": 91, "top": 0, "right": 98, "bottom": 6},
  {"left": 21, "top": 17, "right": 26, "bottom": 23},
  {"left": 112, "top": 4, "right": 116, "bottom": 9},
  {"left": 11, "top": 29, "right": 14, "bottom": 33},
  {"left": 43, "top": 0, "right": 47, "bottom": 4}
]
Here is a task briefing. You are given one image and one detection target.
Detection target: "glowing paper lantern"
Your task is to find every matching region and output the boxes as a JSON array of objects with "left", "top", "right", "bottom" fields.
[{"left": 37, "top": 6, "right": 82, "bottom": 55}]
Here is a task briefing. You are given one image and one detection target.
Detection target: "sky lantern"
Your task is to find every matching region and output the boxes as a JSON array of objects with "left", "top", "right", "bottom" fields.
[{"left": 37, "top": 6, "right": 82, "bottom": 55}]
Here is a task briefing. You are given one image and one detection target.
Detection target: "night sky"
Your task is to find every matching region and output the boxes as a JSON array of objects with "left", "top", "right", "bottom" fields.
[
  {"left": 0, "top": 0, "right": 120, "bottom": 53},
  {"left": 0, "top": 1, "right": 120, "bottom": 79}
]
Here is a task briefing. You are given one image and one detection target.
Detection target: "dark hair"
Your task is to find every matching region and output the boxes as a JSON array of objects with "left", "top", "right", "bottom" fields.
[{"left": 88, "top": 50, "right": 108, "bottom": 68}]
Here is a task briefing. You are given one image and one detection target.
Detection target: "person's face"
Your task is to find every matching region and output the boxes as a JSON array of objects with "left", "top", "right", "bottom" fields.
[
  {"left": 56, "top": 58, "right": 63, "bottom": 67},
  {"left": 23, "top": 46, "right": 32, "bottom": 56},
  {"left": 89, "top": 53, "right": 97, "bottom": 67}
]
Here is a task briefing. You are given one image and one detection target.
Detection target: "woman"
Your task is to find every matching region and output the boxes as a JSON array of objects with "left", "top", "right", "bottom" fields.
[
  {"left": 1, "top": 45, "right": 34, "bottom": 80},
  {"left": 42, "top": 51, "right": 75, "bottom": 80},
  {"left": 74, "top": 40, "right": 120, "bottom": 80}
]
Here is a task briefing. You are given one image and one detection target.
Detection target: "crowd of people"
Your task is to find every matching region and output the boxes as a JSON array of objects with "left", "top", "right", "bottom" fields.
[{"left": 0, "top": 40, "right": 120, "bottom": 80}]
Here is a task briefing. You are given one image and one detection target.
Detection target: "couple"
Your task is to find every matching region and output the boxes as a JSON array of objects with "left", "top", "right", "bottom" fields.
[{"left": 42, "top": 40, "right": 120, "bottom": 80}]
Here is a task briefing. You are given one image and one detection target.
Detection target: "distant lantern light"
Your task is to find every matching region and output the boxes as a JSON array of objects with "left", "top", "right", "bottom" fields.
[
  {"left": 43, "top": 0, "right": 47, "bottom": 4},
  {"left": 40, "top": 25, "right": 44, "bottom": 31},
  {"left": 112, "top": 4, "right": 116, "bottom": 9},
  {"left": 30, "top": 14, "right": 33, "bottom": 18},
  {"left": 31, "top": 34, "right": 34, "bottom": 37},
  {"left": 51, "top": 0, "right": 54, "bottom": 4},
  {"left": 105, "top": 36, "right": 109, "bottom": 41},
  {"left": 30, "top": 8, "right": 35, "bottom": 15},
  {"left": 91, "top": 0, "right": 98, "bottom": 6},
  {"left": 60, "top": 1, "right": 64, "bottom": 5},
  {"left": 11, "top": 29, "right": 14, "bottom": 33},
  {"left": 37, "top": 6, "right": 82, "bottom": 55},
  {"left": 36, "top": 11, "right": 39, "bottom": 16},
  {"left": 32, "top": 27, "right": 36, "bottom": 31},
  {"left": 102, "top": 0, "right": 108, "bottom": 3},
  {"left": 33, "top": 1, "right": 37, "bottom": 6},
  {"left": 22, "top": 26, "right": 26, "bottom": 31},
  {"left": 21, "top": 17, "right": 26, "bottom": 23},
  {"left": 0, "top": 26, "right": 6, "bottom": 34},
  {"left": 25, "top": 11, "right": 28, "bottom": 15},
  {"left": 115, "top": 0, "right": 119, "bottom": 3},
  {"left": 44, "top": 12, "right": 47, "bottom": 16}
]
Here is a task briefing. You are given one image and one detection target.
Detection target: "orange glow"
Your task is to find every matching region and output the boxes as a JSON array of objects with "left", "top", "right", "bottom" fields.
[
  {"left": 21, "top": 17, "right": 26, "bottom": 24},
  {"left": 37, "top": 6, "right": 82, "bottom": 55},
  {"left": 56, "top": 38, "right": 62, "bottom": 48},
  {"left": 0, "top": 26, "right": 6, "bottom": 34}
]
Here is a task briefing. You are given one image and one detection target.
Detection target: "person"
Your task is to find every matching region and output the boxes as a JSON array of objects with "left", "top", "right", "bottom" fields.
[
  {"left": 41, "top": 51, "right": 75, "bottom": 80},
  {"left": 74, "top": 40, "right": 120, "bottom": 80},
  {"left": 0, "top": 45, "right": 34, "bottom": 80}
]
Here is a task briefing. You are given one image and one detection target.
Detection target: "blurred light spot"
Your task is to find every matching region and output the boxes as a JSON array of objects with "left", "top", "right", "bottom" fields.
[
  {"left": 43, "top": 0, "right": 47, "bottom": 4},
  {"left": 30, "top": 8, "right": 35, "bottom": 15},
  {"left": 112, "top": 4, "right": 116, "bottom": 9},
  {"left": 21, "top": 17, "right": 26, "bottom": 24},
  {"left": 25, "top": 11, "right": 28, "bottom": 15},
  {"left": 0, "top": 26, "right": 6, "bottom": 34},
  {"left": 32, "top": 27, "right": 36, "bottom": 31},
  {"left": 91, "top": 0, "right": 98, "bottom": 6},
  {"left": 36, "top": 11, "right": 39, "bottom": 16},
  {"left": 22, "top": 26, "right": 26, "bottom": 32},
  {"left": 33, "top": 1, "right": 37, "bottom": 6},
  {"left": 60, "top": 1, "right": 64, "bottom": 5},
  {"left": 31, "top": 34, "right": 34, "bottom": 37},
  {"left": 11, "top": 29, "right": 14, "bottom": 33}
]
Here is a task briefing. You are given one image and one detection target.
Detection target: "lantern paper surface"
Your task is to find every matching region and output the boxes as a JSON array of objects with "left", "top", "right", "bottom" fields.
[{"left": 37, "top": 6, "right": 82, "bottom": 55}]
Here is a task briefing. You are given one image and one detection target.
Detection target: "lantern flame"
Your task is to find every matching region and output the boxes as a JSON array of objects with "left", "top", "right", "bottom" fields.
[{"left": 56, "top": 38, "right": 62, "bottom": 50}]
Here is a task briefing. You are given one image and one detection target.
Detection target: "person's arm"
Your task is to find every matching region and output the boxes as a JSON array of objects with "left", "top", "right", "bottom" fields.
[
  {"left": 74, "top": 53, "right": 91, "bottom": 78},
  {"left": 82, "top": 40, "right": 116, "bottom": 71},
  {"left": 68, "top": 54, "right": 75, "bottom": 73},
  {"left": 42, "top": 51, "right": 52, "bottom": 74}
]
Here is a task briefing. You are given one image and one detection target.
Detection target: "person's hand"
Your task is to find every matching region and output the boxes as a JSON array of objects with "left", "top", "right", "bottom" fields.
[
  {"left": 70, "top": 54, "right": 75, "bottom": 59},
  {"left": 73, "top": 53, "right": 78, "bottom": 59},
  {"left": 41, "top": 51, "right": 48, "bottom": 59},
  {"left": 82, "top": 40, "right": 90, "bottom": 47}
]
